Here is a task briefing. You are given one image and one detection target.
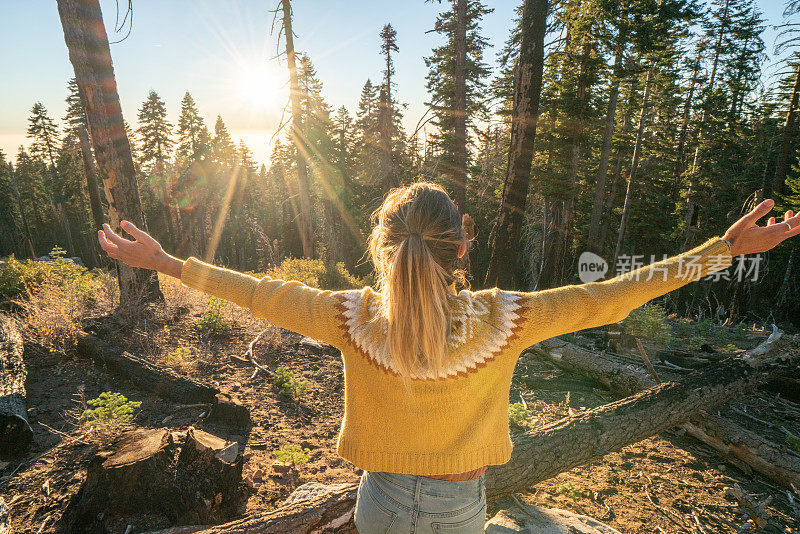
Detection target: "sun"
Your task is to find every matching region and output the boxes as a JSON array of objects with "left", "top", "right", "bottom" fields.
[{"left": 235, "top": 62, "right": 285, "bottom": 113}]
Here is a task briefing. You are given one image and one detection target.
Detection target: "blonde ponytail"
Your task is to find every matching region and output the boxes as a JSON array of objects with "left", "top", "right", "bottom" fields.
[{"left": 368, "top": 182, "right": 466, "bottom": 380}]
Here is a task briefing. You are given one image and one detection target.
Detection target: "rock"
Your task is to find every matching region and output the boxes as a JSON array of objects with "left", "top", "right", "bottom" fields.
[
  {"left": 66, "top": 257, "right": 85, "bottom": 267},
  {"left": 37, "top": 256, "right": 52, "bottom": 262},
  {"left": 283, "top": 482, "right": 354, "bottom": 506},
  {"left": 299, "top": 337, "right": 327, "bottom": 350},
  {"left": 485, "top": 505, "right": 621, "bottom": 534}
]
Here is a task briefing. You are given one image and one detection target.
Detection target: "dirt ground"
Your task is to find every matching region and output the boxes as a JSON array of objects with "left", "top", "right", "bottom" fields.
[{"left": 1, "top": 283, "right": 798, "bottom": 533}]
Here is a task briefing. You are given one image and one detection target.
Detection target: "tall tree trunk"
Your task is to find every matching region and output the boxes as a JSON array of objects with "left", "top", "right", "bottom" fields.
[
  {"left": 683, "top": 0, "right": 730, "bottom": 250},
  {"left": 57, "top": 0, "right": 163, "bottom": 303},
  {"left": 613, "top": 68, "right": 652, "bottom": 267},
  {"left": 588, "top": 36, "right": 625, "bottom": 250},
  {"left": 671, "top": 42, "right": 702, "bottom": 199},
  {"left": 484, "top": 0, "right": 549, "bottom": 288},
  {"left": 76, "top": 125, "right": 105, "bottom": 231},
  {"left": 598, "top": 77, "right": 635, "bottom": 256},
  {"left": 452, "top": 0, "right": 468, "bottom": 209},
  {"left": 7, "top": 163, "right": 36, "bottom": 258},
  {"left": 377, "top": 87, "right": 395, "bottom": 195},
  {"left": 281, "top": 0, "right": 314, "bottom": 258},
  {"left": 772, "top": 60, "right": 800, "bottom": 198}
]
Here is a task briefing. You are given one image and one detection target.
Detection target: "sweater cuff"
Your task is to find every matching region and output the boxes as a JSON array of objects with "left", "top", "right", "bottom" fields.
[{"left": 181, "top": 257, "right": 259, "bottom": 308}]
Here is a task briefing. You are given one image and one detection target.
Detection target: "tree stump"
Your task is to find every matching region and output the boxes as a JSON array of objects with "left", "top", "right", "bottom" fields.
[
  {"left": 60, "top": 429, "right": 177, "bottom": 533},
  {"left": 0, "top": 316, "right": 32, "bottom": 457},
  {"left": 60, "top": 427, "right": 246, "bottom": 533},
  {"left": 175, "top": 428, "right": 244, "bottom": 524}
]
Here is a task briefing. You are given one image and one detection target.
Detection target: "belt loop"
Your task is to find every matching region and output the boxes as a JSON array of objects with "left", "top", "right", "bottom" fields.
[{"left": 414, "top": 475, "right": 422, "bottom": 505}]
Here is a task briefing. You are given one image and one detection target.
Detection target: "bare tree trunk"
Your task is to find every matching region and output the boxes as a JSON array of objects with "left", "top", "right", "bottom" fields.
[
  {"left": 56, "top": 0, "right": 162, "bottom": 304},
  {"left": 76, "top": 125, "right": 105, "bottom": 231},
  {"left": 671, "top": 41, "right": 702, "bottom": 199},
  {"left": 588, "top": 36, "right": 624, "bottom": 250},
  {"left": 485, "top": 0, "right": 548, "bottom": 288},
  {"left": 452, "top": 0, "right": 469, "bottom": 210},
  {"left": 7, "top": 163, "right": 36, "bottom": 258},
  {"left": 772, "top": 60, "right": 800, "bottom": 198},
  {"left": 613, "top": 68, "right": 652, "bottom": 266},
  {"left": 281, "top": 0, "right": 314, "bottom": 258},
  {"left": 377, "top": 87, "right": 395, "bottom": 195},
  {"left": 598, "top": 79, "right": 635, "bottom": 256}
]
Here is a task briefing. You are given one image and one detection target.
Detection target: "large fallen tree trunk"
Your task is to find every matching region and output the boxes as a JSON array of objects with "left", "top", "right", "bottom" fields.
[
  {"left": 75, "top": 331, "right": 218, "bottom": 404},
  {"left": 485, "top": 336, "right": 797, "bottom": 499},
  {"left": 0, "top": 316, "right": 32, "bottom": 456},
  {"left": 526, "top": 334, "right": 800, "bottom": 488},
  {"left": 151, "top": 337, "right": 797, "bottom": 533}
]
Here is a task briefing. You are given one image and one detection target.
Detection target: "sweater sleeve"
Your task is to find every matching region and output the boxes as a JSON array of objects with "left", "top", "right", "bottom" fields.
[
  {"left": 180, "top": 257, "right": 345, "bottom": 348},
  {"left": 507, "top": 236, "right": 733, "bottom": 350}
]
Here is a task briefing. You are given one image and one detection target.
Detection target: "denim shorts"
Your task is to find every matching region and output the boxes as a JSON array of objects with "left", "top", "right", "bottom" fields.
[{"left": 354, "top": 470, "right": 487, "bottom": 533}]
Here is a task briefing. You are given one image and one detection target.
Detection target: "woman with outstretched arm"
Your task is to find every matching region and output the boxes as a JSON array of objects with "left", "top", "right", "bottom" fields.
[{"left": 99, "top": 184, "right": 798, "bottom": 533}]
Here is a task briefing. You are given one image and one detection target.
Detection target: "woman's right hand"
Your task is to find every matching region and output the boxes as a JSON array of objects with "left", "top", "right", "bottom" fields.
[
  {"left": 98, "top": 221, "right": 184, "bottom": 278},
  {"left": 723, "top": 199, "right": 799, "bottom": 256}
]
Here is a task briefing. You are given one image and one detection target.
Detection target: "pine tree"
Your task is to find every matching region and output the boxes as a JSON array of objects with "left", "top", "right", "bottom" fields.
[
  {"left": 176, "top": 91, "right": 210, "bottom": 161},
  {"left": 137, "top": 90, "right": 174, "bottom": 174},
  {"left": 424, "top": 0, "right": 493, "bottom": 208}
]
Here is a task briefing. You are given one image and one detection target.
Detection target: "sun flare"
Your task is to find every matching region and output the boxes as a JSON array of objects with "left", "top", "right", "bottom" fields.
[{"left": 235, "top": 63, "right": 285, "bottom": 112}]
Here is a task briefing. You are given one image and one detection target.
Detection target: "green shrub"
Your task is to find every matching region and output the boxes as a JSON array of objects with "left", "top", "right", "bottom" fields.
[
  {"left": 81, "top": 392, "right": 141, "bottom": 429},
  {"left": 267, "top": 258, "right": 363, "bottom": 290},
  {"left": 508, "top": 402, "right": 534, "bottom": 429},
  {"left": 195, "top": 298, "right": 232, "bottom": 336},
  {"left": 273, "top": 444, "right": 311, "bottom": 466},
  {"left": 620, "top": 304, "right": 672, "bottom": 345},
  {"left": 0, "top": 248, "right": 99, "bottom": 301},
  {"left": 272, "top": 365, "right": 311, "bottom": 399}
]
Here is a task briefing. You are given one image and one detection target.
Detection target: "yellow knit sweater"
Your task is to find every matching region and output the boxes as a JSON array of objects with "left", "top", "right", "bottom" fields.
[{"left": 180, "top": 236, "right": 733, "bottom": 475}]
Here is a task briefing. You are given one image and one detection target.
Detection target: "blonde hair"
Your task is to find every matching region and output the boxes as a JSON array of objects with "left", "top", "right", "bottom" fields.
[{"left": 368, "top": 182, "right": 467, "bottom": 380}]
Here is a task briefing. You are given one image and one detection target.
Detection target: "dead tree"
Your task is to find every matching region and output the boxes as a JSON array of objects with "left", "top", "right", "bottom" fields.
[
  {"left": 75, "top": 331, "right": 219, "bottom": 404},
  {"left": 485, "top": 0, "right": 549, "bottom": 288},
  {"left": 56, "top": 0, "right": 163, "bottom": 303},
  {"left": 0, "top": 316, "right": 32, "bottom": 457},
  {"left": 279, "top": 0, "right": 314, "bottom": 259}
]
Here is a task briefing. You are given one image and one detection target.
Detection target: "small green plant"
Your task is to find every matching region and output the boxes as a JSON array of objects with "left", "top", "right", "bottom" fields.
[
  {"left": 164, "top": 346, "right": 195, "bottom": 372},
  {"left": 722, "top": 343, "right": 739, "bottom": 354},
  {"left": 195, "top": 298, "right": 232, "bottom": 336},
  {"left": 508, "top": 402, "right": 534, "bottom": 429},
  {"left": 273, "top": 444, "right": 311, "bottom": 466},
  {"left": 620, "top": 304, "right": 672, "bottom": 345},
  {"left": 555, "top": 482, "right": 583, "bottom": 501},
  {"left": 272, "top": 366, "right": 311, "bottom": 399},
  {"left": 81, "top": 392, "right": 141, "bottom": 429}
]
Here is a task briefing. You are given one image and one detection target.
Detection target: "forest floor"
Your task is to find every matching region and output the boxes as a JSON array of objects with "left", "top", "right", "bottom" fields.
[{"left": 1, "top": 275, "right": 799, "bottom": 533}]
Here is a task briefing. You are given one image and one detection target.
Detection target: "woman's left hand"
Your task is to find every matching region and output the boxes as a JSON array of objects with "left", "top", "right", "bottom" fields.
[{"left": 723, "top": 199, "right": 799, "bottom": 256}]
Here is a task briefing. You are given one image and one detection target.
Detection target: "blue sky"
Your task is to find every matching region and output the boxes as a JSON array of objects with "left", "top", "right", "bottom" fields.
[{"left": 0, "top": 0, "right": 789, "bottom": 165}]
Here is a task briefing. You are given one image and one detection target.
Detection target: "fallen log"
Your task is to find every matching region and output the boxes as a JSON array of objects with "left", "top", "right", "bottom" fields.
[
  {"left": 75, "top": 331, "right": 219, "bottom": 404},
  {"left": 0, "top": 316, "right": 32, "bottom": 456},
  {"left": 527, "top": 334, "right": 800, "bottom": 488},
  {"left": 485, "top": 336, "right": 797, "bottom": 499}
]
